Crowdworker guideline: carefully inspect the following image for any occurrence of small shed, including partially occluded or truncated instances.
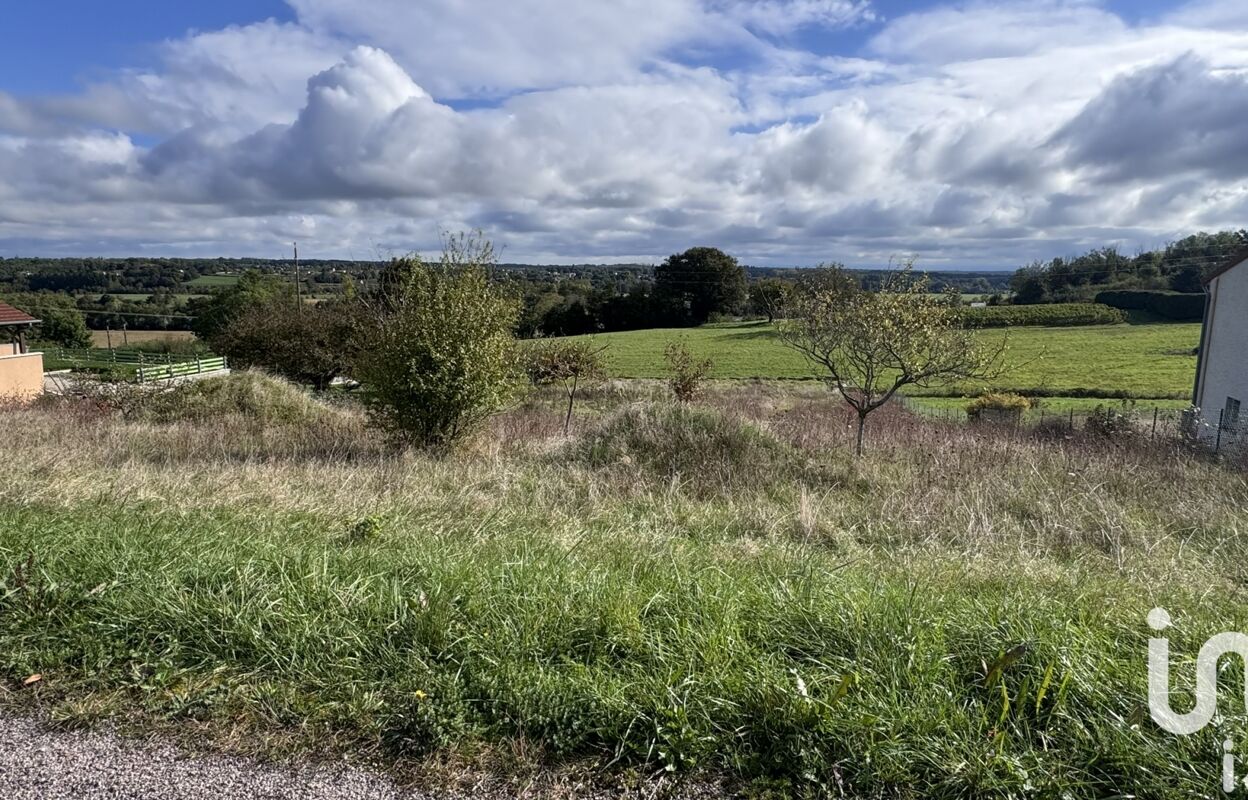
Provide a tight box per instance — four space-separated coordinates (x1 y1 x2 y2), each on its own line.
0 301 44 400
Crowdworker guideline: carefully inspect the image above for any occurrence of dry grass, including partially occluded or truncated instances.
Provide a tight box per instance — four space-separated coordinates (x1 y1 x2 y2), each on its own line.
4 374 1248 796
6 375 1244 575
89 329 196 348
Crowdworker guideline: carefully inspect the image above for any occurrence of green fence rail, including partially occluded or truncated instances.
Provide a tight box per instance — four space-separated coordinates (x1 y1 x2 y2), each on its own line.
136 357 228 383
49 347 195 366
47 348 228 383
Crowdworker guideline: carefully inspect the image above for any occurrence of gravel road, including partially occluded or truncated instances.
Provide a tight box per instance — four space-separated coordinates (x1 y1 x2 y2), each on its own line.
0 714 423 800
0 714 725 799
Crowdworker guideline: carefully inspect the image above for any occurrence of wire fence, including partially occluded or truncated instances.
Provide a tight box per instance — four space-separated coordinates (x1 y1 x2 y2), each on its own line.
897 396 1248 453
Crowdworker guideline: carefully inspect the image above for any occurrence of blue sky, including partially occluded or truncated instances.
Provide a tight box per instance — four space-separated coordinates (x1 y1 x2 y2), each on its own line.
1 0 1246 267
3 3 294 93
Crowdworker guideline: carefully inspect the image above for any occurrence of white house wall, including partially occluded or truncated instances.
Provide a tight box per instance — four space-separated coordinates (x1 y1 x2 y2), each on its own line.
1195 258 1248 444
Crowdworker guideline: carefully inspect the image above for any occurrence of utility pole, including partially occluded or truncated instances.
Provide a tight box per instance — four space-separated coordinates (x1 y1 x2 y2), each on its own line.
293 242 301 311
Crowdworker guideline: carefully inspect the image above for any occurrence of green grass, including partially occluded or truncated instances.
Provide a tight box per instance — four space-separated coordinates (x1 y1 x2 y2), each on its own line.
2 380 1247 796
41 356 140 376
575 320 1200 399
186 274 240 288
907 395 1193 420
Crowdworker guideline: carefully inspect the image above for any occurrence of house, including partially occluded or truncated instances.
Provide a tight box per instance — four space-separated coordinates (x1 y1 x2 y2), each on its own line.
1191 248 1248 446
0 301 44 400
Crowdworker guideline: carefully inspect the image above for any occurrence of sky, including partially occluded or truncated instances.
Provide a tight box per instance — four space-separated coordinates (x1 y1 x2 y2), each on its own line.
1 0 1247 268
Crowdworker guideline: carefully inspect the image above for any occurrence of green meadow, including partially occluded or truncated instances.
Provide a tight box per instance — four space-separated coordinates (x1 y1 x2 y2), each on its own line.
574 320 1201 400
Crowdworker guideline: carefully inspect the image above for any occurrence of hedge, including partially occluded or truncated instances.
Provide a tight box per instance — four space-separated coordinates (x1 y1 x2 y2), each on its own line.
961 303 1127 328
1093 290 1206 321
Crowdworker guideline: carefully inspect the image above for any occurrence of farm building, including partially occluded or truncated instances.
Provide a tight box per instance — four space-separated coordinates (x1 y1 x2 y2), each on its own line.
1192 248 1248 447
0 301 43 400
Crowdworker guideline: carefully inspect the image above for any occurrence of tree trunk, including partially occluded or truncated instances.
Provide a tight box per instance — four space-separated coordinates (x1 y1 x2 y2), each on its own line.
855 413 867 457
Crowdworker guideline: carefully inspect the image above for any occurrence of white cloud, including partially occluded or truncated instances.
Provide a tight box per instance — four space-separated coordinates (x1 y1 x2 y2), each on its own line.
718 0 876 36
868 1 1127 63
286 0 709 96
1165 0 1248 29
4 0 1248 266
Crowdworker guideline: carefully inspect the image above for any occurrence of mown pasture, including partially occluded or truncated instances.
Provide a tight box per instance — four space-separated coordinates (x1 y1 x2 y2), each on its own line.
573 320 1201 400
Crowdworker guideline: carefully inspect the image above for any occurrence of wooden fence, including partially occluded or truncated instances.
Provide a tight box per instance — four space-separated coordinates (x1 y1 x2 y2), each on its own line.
48 348 227 383
136 357 228 383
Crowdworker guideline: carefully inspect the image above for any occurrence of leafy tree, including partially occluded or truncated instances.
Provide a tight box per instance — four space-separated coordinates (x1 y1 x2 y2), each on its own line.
654 247 747 326
213 299 361 390
192 271 293 344
36 306 92 349
748 278 794 323
664 341 713 403
779 265 1006 455
357 234 520 449
1009 264 1049 305
524 339 609 434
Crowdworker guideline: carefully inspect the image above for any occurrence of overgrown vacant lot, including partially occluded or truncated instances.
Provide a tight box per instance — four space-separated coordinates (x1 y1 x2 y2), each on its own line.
2 373 1246 797
578 320 1201 399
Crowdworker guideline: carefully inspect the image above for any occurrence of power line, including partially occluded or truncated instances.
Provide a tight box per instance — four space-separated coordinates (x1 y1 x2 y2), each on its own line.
14 305 196 320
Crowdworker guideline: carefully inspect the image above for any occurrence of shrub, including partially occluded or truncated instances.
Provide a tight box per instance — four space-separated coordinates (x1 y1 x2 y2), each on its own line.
121 338 211 356
141 370 344 425
356 235 520 449
664 341 713 403
1085 404 1137 439
961 303 1126 328
34 306 92 348
567 403 824 496
1094 290 1206 321
967 392 1032 420
191 271 294 342
213 298 360 390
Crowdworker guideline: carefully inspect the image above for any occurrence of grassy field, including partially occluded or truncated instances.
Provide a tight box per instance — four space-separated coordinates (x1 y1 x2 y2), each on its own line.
186 274 240 288
907 395 1193 420
89 330 196 348
573 320 1200 399
1 373 1245 796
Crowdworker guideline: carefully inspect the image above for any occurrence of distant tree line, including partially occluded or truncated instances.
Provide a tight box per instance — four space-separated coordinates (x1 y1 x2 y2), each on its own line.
1007 230 1247 305
0 251 1013 334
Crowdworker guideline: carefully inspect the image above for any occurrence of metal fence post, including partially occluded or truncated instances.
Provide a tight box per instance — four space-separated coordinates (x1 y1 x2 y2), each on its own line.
1151 407 1158 440
1216 409 1225 455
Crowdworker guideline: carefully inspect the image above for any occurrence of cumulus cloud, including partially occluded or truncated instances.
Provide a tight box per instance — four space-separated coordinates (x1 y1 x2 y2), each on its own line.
4 0 1248 265
1054 54 1248 182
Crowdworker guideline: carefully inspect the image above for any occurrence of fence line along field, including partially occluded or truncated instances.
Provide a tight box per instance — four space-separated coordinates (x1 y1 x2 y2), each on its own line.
574 320 1201 399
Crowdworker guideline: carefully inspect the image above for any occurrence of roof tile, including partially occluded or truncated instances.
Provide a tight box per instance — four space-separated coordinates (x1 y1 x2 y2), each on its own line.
0 301 40 326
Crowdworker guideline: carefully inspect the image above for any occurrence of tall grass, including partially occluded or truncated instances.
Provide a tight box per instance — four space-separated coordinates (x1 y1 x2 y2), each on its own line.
1 375 1246 796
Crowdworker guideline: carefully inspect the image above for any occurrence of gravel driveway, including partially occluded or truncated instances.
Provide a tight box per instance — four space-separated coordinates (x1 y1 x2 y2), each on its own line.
0 714 724 799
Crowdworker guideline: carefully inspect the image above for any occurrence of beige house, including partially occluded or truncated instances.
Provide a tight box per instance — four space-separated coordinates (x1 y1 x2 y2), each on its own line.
0 301 43 401
1192 248 1248 447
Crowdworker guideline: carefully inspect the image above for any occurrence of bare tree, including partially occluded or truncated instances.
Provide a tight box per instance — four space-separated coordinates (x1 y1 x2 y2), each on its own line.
524 338 609 434
778 264 1006 455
